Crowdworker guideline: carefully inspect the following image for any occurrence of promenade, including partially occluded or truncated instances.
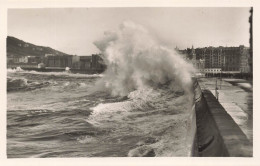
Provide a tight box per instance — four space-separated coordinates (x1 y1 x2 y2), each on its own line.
198 77 253 144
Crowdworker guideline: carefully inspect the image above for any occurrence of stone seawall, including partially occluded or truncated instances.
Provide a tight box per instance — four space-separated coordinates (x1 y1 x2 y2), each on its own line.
192 80 252 157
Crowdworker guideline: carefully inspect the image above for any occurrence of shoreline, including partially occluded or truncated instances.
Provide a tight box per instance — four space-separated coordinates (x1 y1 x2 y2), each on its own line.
8 67 105 75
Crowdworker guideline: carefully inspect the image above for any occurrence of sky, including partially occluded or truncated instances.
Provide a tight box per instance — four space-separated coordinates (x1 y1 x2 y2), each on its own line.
8 8 251 55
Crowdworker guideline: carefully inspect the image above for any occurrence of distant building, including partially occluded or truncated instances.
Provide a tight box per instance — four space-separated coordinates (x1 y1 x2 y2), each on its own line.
79 54 105 71
45 54 54 57
204 68 222 74
196 59 205 73
45 54 72 68
28 56 42 64
7 55 41 68
239 46 250 73
221 45 249 73
79 56 92 69
91 54 105 70
18 56 28 63
7 51 106 72
23 43 29 47
72 55 80 69
175 47 189 60
190 45 196 66
177 45 250 74
7 56 14 64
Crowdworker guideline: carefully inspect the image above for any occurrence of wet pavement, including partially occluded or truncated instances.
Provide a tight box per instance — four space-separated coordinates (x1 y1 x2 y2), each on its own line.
198 77 253 143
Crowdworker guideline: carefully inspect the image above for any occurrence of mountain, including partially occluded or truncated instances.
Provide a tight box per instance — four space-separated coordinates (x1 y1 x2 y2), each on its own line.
7 36 71 57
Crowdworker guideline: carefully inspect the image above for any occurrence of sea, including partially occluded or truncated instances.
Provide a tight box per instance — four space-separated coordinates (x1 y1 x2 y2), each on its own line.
7 21 196 158
7 69 194 158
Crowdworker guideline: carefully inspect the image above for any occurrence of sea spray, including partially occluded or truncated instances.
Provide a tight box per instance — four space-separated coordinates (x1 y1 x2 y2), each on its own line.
94 21 195 96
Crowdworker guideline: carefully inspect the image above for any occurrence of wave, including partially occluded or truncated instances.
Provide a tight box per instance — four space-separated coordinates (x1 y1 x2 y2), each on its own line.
86 86 192 156
7 77 28 87
88 86 191 124
7 77 51 92
7 68 103 78
7 67 24 73
87 88 159 125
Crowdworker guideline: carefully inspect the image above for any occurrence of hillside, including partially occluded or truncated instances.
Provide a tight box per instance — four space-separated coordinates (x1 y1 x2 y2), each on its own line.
7 36 71 57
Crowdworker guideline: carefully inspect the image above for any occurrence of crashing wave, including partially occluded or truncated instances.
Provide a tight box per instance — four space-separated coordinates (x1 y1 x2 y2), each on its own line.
93 21 195 96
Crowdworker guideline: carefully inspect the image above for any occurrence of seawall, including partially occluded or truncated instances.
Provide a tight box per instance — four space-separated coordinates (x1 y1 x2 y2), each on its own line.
191 79 252 157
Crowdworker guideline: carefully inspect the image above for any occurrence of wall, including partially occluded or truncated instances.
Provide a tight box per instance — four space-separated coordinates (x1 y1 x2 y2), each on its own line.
192 79 252 157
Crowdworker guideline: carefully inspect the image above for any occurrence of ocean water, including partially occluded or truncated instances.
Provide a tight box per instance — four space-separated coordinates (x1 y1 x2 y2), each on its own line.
7 21 195 158
7 69 193 158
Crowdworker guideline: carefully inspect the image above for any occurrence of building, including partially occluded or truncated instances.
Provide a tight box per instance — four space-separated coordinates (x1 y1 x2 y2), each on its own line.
6 53 43 68
28 56 42 64
79 56 92 69
44 54 72 68
177 46 205 73
175 47 189 60
13 53 107 71
221 45 249 73
13 56 20 63
196 59 205 73
204 68 222 74
79 54 106 71
72 55 80 69
6 52 106 72
91 54 105 70
201 47 224 69
190 45 196 66
18 56 28 63
178 45 250 75
7 55 27 64
7 56 14 64
239 46 250 73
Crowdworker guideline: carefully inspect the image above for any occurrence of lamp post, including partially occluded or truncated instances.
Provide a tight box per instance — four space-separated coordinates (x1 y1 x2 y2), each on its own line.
220 65 222 90
215 78 219 101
